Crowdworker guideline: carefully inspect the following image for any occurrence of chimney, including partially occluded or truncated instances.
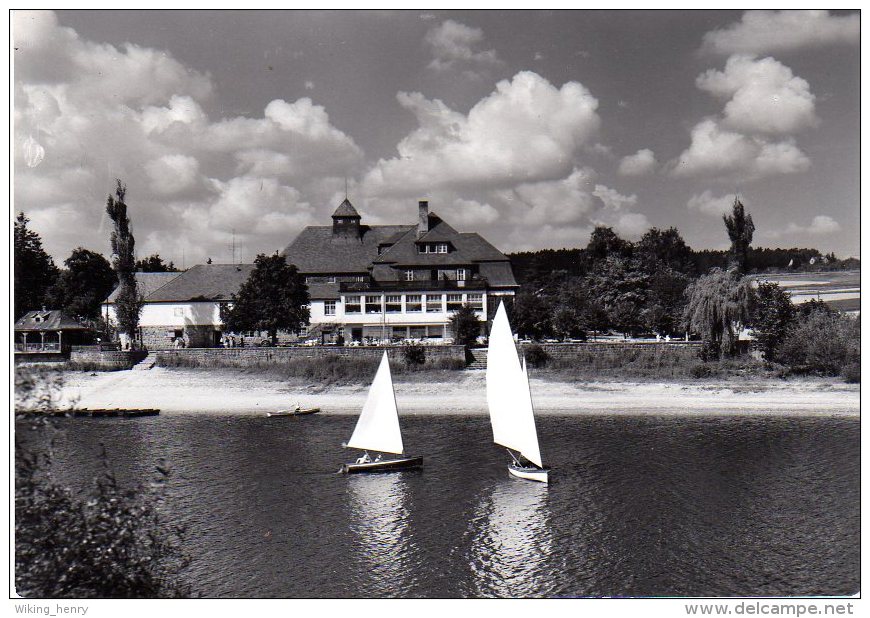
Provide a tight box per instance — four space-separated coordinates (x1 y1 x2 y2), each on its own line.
417 200 429 237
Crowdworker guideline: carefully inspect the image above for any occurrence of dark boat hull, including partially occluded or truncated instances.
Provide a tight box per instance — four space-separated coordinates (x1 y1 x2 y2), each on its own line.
341 456 423 474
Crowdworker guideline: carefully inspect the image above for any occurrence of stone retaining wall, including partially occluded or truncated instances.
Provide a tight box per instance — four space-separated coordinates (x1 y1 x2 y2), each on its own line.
154 344 467 367
69 346 147 369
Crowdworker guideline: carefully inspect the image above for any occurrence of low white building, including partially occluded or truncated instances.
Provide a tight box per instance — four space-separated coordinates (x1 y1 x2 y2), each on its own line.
102 266 252 349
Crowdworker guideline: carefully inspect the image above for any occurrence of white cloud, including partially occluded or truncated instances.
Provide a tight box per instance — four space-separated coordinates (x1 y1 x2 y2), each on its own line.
672 54 816 181
13 10 364 263
362 71 600 196
805 215 842 234
671 119 809 180
444 198 500 226
512 168 597 225
701 10 859 56
696 55 817 135
591 184 649 238
424 20 501 76
145 154 200 195
593 184 637 212
765 215 843 240
618 149 656 176
687 190 736 217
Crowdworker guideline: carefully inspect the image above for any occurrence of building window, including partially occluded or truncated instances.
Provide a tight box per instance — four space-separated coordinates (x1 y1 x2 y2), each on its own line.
385 295 402 313
427 325 444 338
409 325 426 339
425 294 443 313
355 275 366 282
325 301 336 316
447 294 463 311
437 243 448 253
365 295 383 314
404 269 414 281
467 293 483 310
456 268 466 281
346 296 362 313
406 295 422 312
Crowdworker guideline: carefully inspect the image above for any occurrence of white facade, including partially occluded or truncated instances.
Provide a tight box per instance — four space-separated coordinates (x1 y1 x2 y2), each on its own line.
103 301 223 328
306 289 514 341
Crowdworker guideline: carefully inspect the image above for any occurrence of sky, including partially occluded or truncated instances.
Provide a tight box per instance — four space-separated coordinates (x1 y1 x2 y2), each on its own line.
12 9 860 267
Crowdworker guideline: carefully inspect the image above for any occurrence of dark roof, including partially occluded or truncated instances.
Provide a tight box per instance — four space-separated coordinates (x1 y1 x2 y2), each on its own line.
283 204 518 288
282 225 414 273
145 264 255 302
307 282 340 300
105 272 181 303
478 261 519 288
15 309 93 331
332 199 360 218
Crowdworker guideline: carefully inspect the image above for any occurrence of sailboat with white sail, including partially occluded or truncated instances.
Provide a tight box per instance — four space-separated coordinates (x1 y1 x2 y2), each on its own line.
486 301 549 483
340 351 423 473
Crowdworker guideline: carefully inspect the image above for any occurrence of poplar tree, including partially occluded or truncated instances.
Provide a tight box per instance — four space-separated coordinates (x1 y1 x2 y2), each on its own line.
106 180 143 345
723 198 755 273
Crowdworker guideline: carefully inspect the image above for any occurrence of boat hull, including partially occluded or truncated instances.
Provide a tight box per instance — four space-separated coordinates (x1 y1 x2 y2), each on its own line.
266 407 320 417
341 456 423 474
508 463 549 483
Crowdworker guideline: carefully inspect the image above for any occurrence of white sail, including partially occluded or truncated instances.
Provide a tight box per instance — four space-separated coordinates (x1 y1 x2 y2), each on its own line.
346 351 404 455
485 301 544 468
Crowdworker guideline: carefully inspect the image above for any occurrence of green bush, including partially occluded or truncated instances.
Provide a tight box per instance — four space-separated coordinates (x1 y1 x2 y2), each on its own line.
524 344 550 368
402 344 426 366
777 308 860 376
690 363 716 379
842 363 860 384
15 444 191 598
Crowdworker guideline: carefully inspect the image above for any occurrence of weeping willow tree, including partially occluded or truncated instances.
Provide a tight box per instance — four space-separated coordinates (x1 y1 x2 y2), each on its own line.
684 268 756 359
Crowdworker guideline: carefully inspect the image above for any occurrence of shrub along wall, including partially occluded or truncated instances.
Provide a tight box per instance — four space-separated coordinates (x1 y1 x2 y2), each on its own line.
154 345 467 368
519 341 703 367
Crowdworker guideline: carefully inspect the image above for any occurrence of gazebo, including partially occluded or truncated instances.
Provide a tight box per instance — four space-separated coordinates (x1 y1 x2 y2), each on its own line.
14 309 95 355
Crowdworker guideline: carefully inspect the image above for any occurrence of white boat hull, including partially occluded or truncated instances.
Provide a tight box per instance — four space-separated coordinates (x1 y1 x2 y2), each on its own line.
508 463 549 483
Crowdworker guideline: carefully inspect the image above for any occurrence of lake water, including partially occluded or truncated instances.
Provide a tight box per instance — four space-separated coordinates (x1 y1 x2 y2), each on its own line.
15 413 859 598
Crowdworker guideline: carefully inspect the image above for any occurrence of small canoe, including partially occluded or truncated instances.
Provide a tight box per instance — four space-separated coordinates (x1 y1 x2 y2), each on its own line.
341 456 423 474
266 407 321 417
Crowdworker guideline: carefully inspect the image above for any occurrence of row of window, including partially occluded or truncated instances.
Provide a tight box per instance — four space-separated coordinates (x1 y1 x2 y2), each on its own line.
418 243 449 254
325 293 483 316
404 268 466 281
305 275 367 284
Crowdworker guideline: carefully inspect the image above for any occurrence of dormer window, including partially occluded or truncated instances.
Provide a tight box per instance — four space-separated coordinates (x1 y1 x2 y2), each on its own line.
417 243 450 254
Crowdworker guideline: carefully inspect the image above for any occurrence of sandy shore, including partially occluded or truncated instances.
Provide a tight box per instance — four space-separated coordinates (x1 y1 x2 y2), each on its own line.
50 367 859 417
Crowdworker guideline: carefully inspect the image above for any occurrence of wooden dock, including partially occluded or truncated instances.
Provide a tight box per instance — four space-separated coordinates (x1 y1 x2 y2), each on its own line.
16 408 160 418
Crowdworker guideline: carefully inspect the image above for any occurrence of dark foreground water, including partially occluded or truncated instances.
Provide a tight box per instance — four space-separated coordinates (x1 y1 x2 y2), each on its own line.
16 414 859 598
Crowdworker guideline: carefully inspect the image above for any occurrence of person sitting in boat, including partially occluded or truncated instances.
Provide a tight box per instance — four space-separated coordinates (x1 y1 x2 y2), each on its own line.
374 453 382 462
356 452 371 464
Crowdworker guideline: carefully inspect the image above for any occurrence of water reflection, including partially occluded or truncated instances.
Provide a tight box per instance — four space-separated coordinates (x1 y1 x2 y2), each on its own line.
466 480 553 597
346 473 418 596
